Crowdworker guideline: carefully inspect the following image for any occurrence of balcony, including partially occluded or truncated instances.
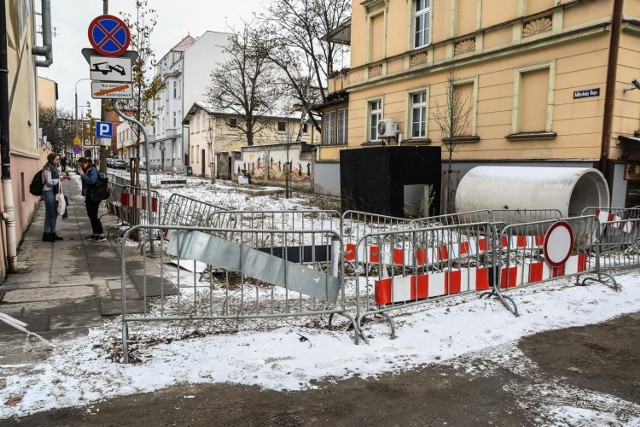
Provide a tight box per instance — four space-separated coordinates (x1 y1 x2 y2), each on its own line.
328 68 350 94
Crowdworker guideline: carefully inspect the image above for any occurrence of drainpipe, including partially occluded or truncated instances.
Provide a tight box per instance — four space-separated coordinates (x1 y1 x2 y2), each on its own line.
32 0 53 68
0 1 17 273
599 0 624 178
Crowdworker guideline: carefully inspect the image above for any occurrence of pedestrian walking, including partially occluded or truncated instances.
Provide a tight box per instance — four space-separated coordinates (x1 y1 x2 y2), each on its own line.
77 157 106 242
60 157 67 172
42 153 70 242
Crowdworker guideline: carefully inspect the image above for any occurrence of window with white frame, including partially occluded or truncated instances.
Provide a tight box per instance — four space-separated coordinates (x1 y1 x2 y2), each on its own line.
173 81 177 99
411 90 427 138
337 108 348 144
302 122 309 134
277 121 286 132
322 111 336 145
229 118 238 128
173 112 177 128
369 99 382 141
414 0 430 48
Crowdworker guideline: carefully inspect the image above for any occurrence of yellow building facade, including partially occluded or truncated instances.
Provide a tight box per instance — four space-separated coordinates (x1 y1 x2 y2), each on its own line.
322 0 640 206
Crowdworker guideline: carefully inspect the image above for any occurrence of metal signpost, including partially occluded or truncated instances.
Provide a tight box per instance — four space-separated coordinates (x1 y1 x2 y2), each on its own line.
84 13 154 252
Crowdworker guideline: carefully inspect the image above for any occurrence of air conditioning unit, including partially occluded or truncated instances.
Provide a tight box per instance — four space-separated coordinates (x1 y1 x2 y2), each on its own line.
377 119 397 138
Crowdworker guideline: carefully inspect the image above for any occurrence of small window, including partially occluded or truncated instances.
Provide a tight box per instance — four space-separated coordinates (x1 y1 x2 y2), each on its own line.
277 121 286 132
414 0 430 48
369 99 382 141
322 112 336 145
173 81 177 99
229 118 238 128
411 91 427 138
173 112 177 127
337 108 348 144
302 122 309 134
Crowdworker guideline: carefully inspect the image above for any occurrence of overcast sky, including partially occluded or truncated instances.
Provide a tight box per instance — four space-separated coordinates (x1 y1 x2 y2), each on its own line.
37 0 268 115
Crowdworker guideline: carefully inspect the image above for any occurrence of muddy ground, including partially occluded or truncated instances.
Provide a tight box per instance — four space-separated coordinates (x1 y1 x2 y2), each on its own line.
3 312 639 426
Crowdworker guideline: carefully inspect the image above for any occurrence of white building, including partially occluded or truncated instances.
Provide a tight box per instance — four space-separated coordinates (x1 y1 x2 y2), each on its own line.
146 31 233 171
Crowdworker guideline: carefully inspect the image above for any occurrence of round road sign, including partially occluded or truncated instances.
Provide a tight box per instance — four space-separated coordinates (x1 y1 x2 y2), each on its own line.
88 15 130 57
543 221 574 267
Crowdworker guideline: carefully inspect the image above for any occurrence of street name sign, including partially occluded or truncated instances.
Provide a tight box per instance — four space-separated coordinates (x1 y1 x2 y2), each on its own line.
91 82 133 99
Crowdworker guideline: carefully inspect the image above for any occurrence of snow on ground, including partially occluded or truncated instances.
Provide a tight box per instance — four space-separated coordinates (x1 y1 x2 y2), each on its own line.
1 178 640 423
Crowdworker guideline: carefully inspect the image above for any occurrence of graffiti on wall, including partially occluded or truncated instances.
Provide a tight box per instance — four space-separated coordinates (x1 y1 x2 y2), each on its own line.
237 147 313 183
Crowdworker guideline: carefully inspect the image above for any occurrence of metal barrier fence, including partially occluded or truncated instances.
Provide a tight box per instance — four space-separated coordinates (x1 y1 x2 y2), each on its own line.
409 210 493 228
105 182 161 228
595 217 640 277
120 224 359 362
161 193 228 227
349 221 500 338
494 215 612 315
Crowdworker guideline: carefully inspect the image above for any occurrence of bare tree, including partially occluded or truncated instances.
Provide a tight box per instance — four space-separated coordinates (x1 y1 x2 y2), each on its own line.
433 63 472 213
206 24 284 147
114 0 163 168
39 107 75 154
259 0 351 133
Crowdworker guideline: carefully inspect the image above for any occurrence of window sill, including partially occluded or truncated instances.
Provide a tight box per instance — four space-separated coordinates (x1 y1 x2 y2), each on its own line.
320 143 348 147
402 138 432 145
442 135 480 144
506 131 557 141
361 140 385 147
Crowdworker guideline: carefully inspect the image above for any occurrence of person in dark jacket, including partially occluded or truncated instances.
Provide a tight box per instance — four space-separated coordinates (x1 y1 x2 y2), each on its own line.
77 157 106 242
42 153 70 242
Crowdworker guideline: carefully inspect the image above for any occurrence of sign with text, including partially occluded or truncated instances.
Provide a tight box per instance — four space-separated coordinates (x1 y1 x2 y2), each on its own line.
573 88 600 99
91 81 133 99
96 121 113 138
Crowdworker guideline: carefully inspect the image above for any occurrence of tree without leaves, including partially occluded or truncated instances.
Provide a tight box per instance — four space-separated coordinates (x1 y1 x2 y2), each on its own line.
38 107 75 154
206 24 284 147
259 0 351 133
433 63 472 213
114 0 163 144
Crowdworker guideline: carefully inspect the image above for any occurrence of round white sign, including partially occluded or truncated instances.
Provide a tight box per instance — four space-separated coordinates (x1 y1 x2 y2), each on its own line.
543 221 574 267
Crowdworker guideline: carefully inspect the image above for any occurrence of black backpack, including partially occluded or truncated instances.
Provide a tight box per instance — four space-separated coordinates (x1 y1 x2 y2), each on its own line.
29 171 44 196
88 173 110 202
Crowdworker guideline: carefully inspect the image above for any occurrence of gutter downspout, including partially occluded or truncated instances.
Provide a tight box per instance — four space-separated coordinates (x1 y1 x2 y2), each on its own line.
600 0 624 178
0 1 17 273
32 0 53 68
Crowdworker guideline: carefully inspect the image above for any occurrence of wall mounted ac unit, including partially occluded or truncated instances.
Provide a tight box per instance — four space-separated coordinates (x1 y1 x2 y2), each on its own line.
377 119 397 138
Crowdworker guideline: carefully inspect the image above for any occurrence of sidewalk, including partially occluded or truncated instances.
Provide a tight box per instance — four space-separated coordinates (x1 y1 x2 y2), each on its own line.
0 175 144 363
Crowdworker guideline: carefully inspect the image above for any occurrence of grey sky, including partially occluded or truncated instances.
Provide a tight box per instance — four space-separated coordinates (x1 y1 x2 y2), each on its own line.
37 0 267 115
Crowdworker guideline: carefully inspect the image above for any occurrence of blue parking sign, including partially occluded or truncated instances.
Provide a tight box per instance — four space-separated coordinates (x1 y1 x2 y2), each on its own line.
96 121 113 138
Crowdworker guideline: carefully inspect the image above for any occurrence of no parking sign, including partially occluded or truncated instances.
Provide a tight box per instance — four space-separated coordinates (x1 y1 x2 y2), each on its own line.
88 15 130 57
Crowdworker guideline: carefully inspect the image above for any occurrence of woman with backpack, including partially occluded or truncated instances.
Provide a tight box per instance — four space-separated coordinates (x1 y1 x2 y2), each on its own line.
42 153 70 242
77 157 106 242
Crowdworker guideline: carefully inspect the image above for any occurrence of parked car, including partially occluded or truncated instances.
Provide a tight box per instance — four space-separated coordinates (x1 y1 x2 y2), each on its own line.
113 159 127 169
126 161 146 171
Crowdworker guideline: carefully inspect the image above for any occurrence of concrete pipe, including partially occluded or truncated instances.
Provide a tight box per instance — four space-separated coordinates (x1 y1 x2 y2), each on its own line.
455 166 610 221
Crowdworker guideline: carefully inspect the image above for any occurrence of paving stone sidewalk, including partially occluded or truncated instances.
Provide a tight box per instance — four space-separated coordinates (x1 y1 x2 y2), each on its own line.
0 175 148 358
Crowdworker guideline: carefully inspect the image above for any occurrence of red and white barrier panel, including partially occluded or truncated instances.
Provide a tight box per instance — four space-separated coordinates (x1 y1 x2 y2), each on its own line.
107 201 123 218
594 209 637 234
120 193 159 213
374 253 588 305
346 235 543 266
375 268 491 305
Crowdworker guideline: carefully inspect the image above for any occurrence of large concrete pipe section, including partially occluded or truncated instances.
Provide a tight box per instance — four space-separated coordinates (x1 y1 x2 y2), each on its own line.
455 166 610 220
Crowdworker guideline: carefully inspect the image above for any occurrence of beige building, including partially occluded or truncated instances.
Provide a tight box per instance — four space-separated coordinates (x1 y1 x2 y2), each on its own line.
183 102 317 181
36 76 57 109
319 0 640 207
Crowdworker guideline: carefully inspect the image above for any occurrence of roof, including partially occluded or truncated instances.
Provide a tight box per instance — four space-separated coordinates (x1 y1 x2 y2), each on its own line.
322 19 351 45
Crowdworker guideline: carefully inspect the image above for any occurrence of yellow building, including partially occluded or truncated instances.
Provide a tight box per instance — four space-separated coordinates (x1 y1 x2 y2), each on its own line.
183 102 317 181
321 0 640 207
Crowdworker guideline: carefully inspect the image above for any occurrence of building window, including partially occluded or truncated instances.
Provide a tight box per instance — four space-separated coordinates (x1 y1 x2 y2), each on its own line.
322 111 336 145
173 81 177 99
229 118 238 128
302 122 309 134
369 99 382 141
511 62 555 135
410 90 427 138
414 0 430 48
277 121 286 132
173 112 177 128
337 108 348 144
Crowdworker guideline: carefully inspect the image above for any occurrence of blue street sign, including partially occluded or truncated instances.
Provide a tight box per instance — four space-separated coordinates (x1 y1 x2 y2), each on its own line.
96 121 113 138
88 15 130 57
